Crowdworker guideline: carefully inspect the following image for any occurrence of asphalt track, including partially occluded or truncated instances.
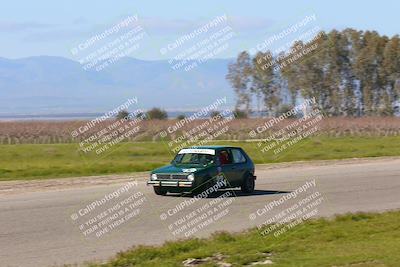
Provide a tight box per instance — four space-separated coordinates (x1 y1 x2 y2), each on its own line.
1 158 400 267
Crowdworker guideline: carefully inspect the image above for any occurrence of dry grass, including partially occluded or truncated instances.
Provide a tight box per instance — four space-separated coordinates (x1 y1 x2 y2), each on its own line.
0 117 399 144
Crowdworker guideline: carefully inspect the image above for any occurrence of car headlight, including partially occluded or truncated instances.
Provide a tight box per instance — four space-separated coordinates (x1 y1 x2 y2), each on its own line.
187 173 195 181
151 173 158 180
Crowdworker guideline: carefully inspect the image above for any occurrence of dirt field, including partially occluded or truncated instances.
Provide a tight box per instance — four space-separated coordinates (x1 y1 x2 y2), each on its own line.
1 117 399 144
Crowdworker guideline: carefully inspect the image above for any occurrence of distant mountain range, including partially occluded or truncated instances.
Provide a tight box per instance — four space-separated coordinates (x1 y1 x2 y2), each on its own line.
0 56 235 115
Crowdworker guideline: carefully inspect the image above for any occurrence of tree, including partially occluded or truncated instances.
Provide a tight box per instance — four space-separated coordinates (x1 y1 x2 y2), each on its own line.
353 31 386 115
276 104 296 118
323 30 347 115
135 111 147 119
176 114 186 120
252 51 277 116
233 109 248 119
228 28 400 117
380 35 400 115
226 51 253 114
280 50 300 107
116 110 130 120
146 108 168 120
209 110 221 118
282 39 325 113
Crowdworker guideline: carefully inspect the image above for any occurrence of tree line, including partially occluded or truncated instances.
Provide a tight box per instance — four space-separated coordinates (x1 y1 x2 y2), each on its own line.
116 108 249 120
227 28 400 116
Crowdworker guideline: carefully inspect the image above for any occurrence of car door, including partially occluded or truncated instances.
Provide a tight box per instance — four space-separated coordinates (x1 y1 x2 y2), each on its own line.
217 149 236 187
229 148 248 186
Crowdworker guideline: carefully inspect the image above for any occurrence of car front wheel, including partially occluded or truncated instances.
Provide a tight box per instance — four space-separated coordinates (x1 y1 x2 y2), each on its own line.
241 174 255 193
153 186 168 196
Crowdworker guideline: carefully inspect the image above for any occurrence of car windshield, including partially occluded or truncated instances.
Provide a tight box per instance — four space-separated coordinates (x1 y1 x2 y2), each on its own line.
173 153 214 165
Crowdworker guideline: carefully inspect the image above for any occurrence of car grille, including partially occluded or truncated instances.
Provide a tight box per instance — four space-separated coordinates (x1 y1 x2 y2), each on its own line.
157 173 188 180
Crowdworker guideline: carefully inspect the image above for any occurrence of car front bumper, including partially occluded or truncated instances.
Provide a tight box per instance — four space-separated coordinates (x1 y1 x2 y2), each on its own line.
147 180 193 187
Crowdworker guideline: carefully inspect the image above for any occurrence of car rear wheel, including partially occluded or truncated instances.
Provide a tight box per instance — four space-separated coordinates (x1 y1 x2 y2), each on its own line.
241 174 255 193
153 186 168 196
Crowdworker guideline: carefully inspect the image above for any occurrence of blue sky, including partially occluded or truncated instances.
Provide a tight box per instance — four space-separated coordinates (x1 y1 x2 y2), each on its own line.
0 0 399 60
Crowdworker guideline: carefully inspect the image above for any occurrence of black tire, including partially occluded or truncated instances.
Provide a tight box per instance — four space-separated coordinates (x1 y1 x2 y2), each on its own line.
153 186 167 196
241 174 255 193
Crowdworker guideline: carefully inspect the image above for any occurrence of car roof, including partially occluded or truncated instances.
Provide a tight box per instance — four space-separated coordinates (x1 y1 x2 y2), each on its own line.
184 145 241 150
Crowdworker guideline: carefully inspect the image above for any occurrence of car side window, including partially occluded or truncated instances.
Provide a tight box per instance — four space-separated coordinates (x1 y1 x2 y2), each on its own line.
218 150 232 165
231 149 246 164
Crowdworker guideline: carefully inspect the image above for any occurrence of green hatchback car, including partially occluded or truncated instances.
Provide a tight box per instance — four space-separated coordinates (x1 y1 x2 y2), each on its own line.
147 146 256 195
